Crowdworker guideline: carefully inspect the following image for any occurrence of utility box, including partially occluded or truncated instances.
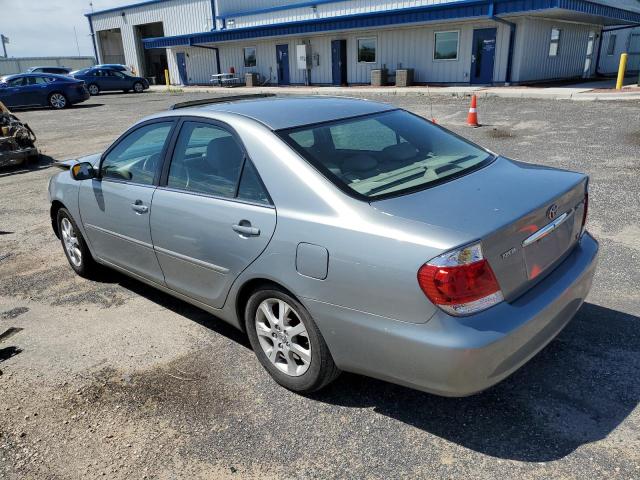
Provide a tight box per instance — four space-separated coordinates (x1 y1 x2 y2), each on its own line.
395 69 414 87
245 72 258 87
371 68 388 86
296 44 312 70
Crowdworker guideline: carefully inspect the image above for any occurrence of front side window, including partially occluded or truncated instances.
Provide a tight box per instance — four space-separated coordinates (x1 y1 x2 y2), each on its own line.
280 110 493 199
167 121 270 204
7 77 25 87
357 37 377 63
101 122 173 185
607 34 617 56
549 28 561 56
244 47 257 67
434 31 459 60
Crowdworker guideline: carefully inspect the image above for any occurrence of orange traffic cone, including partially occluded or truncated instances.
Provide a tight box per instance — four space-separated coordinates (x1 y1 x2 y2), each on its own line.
467 95 480 127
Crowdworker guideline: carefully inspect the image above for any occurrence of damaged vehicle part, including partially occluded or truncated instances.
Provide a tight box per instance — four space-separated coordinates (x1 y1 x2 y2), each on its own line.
0 101 38 168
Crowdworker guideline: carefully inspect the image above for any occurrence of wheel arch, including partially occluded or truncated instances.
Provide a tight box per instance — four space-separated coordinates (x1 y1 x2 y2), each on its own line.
234 277 301 333
50 200 66 238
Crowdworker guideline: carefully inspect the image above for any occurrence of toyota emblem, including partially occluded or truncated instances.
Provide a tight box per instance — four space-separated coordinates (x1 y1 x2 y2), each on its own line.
547 204 559 220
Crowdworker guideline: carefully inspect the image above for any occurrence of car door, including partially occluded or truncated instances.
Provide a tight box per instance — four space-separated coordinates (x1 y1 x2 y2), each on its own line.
23 76 50 106
95 69 114 91
78 119 176 283
150 119 276 308
108 70 129 89
0 77 27 107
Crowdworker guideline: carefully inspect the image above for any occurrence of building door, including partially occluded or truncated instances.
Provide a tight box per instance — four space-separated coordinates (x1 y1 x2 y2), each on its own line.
470 28 497 84
276 44 290 85
583 31 596 78
331 39 347 86
176 52 188 85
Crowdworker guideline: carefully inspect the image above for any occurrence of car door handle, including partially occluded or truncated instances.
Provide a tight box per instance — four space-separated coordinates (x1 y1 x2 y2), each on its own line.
131 201 148 214
232 223 260 236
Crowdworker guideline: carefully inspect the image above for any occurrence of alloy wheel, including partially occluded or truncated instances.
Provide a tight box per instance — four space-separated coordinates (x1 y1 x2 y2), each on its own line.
60 217 82 267
88 84 99 95
134 82 144 93
255 298 311 377
50 93 67 109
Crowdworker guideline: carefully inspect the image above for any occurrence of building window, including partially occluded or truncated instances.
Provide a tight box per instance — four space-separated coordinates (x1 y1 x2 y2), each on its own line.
549 28 561 57
357 37 376 63
607 34 617 56
434 31 459 60
244 47 257 67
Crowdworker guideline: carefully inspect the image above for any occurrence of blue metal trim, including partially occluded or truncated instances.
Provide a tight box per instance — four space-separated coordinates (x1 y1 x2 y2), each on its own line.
143 0 640 49
216 0 353 20
85 0 174 17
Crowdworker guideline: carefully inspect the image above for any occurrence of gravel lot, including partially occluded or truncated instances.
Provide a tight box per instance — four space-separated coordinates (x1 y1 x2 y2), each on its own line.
1 91 638 479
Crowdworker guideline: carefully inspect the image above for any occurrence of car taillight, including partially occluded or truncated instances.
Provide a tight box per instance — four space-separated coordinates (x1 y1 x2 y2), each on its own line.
581 191 588 234
417 243 503 316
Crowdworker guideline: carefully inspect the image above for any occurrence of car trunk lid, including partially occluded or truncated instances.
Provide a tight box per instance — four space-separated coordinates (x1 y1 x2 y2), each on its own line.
372 157 588 301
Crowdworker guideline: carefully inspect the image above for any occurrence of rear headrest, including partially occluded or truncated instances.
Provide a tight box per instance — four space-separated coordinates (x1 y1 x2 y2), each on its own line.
341 153 378 173
382 142 419 162
206 136 243 176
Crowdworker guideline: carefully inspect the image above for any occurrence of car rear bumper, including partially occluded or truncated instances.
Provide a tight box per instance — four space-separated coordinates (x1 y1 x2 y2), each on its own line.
67 89 90 104
304 232 599 396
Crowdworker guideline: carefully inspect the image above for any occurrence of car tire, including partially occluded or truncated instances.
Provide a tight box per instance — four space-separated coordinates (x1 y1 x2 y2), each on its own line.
57 208 97 278
48 92 68 109
88 83 100 96
133 82 144 93
245 286 340 393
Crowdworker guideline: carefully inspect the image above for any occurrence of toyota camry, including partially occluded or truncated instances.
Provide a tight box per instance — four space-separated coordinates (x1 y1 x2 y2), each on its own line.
48 95 598 396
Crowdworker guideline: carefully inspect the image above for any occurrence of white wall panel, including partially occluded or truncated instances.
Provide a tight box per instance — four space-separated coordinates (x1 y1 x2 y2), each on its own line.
218 0 467 29
511 17 600 82
173 19 511 85
599 27 640 74
91 0 213 74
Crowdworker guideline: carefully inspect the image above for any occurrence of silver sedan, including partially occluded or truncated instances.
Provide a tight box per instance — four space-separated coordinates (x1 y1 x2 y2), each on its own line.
48 95 598 396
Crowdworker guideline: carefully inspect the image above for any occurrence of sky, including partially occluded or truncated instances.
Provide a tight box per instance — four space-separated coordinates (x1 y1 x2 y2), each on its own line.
0 0 126 58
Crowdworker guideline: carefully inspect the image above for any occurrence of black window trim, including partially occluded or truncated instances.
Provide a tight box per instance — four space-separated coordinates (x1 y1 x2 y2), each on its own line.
276 109 496 203
98 117 179 187
157 116 274 208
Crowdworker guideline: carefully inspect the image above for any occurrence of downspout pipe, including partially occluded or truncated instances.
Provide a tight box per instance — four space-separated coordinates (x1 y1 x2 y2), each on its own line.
489 2 515 85
86 15 99 62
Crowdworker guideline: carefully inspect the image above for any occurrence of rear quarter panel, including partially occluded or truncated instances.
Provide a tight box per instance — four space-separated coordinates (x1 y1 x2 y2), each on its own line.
224 115 470 325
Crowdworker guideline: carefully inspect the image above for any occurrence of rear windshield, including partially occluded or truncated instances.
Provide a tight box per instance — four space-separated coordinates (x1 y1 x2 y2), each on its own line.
279 109 493 199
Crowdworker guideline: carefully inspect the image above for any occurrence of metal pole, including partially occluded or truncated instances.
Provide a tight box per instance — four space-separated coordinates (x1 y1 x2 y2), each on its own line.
74 27 81 56
164 68 170 87
616 53 628 90
1 35 7 58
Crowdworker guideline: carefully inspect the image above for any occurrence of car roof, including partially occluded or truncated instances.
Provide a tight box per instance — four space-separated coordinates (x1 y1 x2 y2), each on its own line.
179 96 397 130
5 73 72 80
28 66 69 70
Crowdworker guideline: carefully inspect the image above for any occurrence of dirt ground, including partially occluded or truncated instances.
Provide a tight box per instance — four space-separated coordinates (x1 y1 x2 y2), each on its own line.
1 91 639 479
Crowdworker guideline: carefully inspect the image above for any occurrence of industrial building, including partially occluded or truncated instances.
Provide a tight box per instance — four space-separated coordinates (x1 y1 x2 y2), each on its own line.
86 0 640 87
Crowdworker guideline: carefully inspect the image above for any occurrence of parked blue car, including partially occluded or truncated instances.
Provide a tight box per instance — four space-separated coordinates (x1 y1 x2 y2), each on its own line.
0 73 90 109
71 67 149 95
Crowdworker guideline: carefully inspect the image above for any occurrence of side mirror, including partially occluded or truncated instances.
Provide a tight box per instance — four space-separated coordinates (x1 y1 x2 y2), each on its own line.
71 162 96 181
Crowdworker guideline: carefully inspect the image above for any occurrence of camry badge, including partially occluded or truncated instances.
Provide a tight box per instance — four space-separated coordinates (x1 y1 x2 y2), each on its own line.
501 247 517 259
547 204 559 220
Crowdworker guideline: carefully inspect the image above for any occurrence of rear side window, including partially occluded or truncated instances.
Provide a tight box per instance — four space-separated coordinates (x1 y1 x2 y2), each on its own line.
280 110 493 199
167 121 270 204
101 122 173 185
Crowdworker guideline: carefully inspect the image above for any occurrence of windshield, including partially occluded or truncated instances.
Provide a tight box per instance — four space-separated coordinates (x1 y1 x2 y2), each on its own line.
279 109 493 199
